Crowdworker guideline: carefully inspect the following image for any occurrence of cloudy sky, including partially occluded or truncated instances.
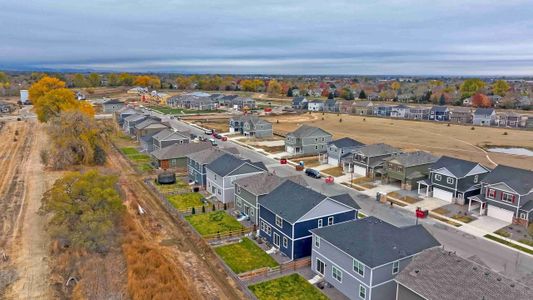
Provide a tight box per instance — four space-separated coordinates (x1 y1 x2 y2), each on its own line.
1 0 532 75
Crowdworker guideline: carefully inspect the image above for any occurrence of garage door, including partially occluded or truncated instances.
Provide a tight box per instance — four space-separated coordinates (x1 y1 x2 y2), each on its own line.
433 188 454 203
328 157 339 166
286 146 294 154
487 206 514 223
353 165 367 176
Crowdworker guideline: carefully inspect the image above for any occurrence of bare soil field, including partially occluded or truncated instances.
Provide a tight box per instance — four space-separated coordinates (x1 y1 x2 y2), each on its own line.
265 113 533 169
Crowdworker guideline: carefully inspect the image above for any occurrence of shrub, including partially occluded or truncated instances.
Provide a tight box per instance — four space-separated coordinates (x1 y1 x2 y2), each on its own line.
191 207 196 215
212 203 216 211
202 205 206 213
471 126 475 130
40 150 49 166
503 131 508 135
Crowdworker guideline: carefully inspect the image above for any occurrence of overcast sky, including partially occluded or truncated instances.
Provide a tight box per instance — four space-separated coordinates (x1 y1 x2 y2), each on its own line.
1 0 532 75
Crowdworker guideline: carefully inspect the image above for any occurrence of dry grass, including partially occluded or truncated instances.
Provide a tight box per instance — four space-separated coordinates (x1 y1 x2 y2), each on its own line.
321 166 345 177
261 145 286 153
451 214 475 223
432 207 450 215
386 192 420 204
265 113 533 169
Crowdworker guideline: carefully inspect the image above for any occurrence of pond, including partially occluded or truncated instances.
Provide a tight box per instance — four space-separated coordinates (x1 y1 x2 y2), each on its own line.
487 147 533 157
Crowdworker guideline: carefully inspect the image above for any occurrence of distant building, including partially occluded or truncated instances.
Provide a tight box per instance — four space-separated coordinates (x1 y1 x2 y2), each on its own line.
20 90 29 104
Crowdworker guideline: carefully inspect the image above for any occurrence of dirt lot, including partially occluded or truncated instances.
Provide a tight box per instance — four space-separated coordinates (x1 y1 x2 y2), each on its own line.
265 113 533 169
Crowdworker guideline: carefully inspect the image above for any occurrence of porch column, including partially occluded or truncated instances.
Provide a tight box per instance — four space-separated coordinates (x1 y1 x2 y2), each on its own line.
468 199 472 212
417 182 421 195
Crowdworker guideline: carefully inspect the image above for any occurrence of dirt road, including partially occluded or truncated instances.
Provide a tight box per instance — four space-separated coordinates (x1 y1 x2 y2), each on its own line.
107 145 247 300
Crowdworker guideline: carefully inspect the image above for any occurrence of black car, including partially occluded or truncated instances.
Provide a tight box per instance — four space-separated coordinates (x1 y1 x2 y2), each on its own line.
305 168 321 178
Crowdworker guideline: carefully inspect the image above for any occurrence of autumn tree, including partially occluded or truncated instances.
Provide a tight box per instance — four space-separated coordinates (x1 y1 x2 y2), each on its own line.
0 72 10 95
460 78 485 98
72 73 87 87
492 80 510 96
107 73 120 86
134 75 160 88
119 73 134 86
40 170 124 252
87 73 101 87
176 76 192 90
471 93 492 108
267 79 282 96
29 76 66 103
34 88 80 122
391 81 401 91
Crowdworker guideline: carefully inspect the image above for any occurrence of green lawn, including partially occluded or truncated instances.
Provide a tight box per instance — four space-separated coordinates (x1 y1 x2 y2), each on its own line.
185 211 244 236
484 234 533 255
215 238 278 274
249 274 328 300
167 192 204 210
121 147 139 155
154 180 190 193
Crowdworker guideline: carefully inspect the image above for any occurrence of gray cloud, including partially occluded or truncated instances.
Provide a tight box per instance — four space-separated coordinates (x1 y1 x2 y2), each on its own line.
0 0 532 75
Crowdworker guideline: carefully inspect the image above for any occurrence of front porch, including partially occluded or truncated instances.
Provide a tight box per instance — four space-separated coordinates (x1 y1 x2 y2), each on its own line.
417 179 432 197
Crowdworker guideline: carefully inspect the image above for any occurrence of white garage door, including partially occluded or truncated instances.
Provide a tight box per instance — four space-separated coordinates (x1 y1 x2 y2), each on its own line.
353 165 367 176
433 188 454 203
487 206 514 223
328 157 339 166
286 146 294 154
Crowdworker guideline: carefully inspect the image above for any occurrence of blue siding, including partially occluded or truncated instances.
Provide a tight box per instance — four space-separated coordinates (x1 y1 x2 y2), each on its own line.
187 158 207 186
294 210 357 239
259 205 293 237
293 237 312 259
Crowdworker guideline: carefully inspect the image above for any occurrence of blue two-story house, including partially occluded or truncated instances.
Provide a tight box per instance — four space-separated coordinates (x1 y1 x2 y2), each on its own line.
310 217 440 300
258 180 360 260
429 106 450 121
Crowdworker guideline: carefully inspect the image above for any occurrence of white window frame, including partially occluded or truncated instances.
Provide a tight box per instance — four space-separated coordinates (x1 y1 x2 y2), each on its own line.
353 259 365 277
447 177 454 184
316 258 325 275
282 237 288 248
332 265 342 283
237 198 242 207
502 192 514 203
318 219 323 228
275 215 283 228
473 175 479 183
435 174 442 181
237 186 241 194
359 286 366 299
273 233 280 247
315 236 320 248
487 188 496 199
328 216 334 226
392 260 400 274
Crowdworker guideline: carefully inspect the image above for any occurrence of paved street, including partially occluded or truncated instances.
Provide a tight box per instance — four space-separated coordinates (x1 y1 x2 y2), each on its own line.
151 110 533 284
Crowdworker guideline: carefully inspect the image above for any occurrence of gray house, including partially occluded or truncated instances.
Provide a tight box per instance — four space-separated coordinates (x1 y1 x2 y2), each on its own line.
311 216 440 300
187 148 239 187
123 113 147 135
229 115 273 138
151 142 212 170
323 137 365 166
382 151 438 190
417 156 490 205
152 129 189 151
292 96 308 109
102 99 125 113
115 107 141 125
342 143 402 178
205 154 267 203
234 173 307 224
472 108 496 126
395 248 531 300
285 125 332 156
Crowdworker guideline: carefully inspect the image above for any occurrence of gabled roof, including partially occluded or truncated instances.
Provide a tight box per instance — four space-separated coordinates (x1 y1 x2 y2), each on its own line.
352 143 401 157
287 125 331 138
135 117 164 130
395 248 531 300
258 180 332 223
292 96 307 103
234 173 304 196
328 137 365 149
103 99 124 105
482 165 533 195
329 194 361 210
311 217 440 267
384 151 438 167
151 142 212 160
206 153 266 177
431 105 449 112
431 156 488 178
474 108 495 115
124 113 147 122
186 147 238 165
352 101 373 107
152 129 188 142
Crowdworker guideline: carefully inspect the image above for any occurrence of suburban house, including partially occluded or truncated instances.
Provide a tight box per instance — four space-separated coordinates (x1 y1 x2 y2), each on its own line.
231 97 256 110
324 99 339 112
322 137 365 166
429 106 450 121
417 156 490 204
472 108 496 126
187 148 239 187
102 99 125 113
134 118 168 141
115 107 141 125
151 128 189 151
382 151 438 190
229 115 273 138
407 106 431 120
342 143 402 178
390 104 411 118
151 142 212 170
449 107 473 124
123 113 147 135
395 248 531 300
217 94 239 106
308 100 325 111
468 165 533 225
373 105 393 117
205 154 267 203
496 112 526 128
310 217 440 300
292 96 309 109
258 180 360 260
234 173 307 225
285 125 333 156
352 101 374 115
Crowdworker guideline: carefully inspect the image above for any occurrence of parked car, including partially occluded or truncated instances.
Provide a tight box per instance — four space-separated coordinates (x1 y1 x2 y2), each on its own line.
280 158 288 164
221 136 228 141
305 168 321 178
209 138 218 146
204 129 213 135
214 133 223 139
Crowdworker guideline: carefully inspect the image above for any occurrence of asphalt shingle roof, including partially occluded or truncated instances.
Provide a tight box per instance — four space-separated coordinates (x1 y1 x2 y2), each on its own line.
186 148 225 165
235 173 306 196
206 153 265 177
395 248 532 300
152 129 189 142
287 125 331 138
151 142 212 160
329 137 365 148
384 151 438 167
259 180 329 223
431 156 487 178
311 216 440 267
353 143 401 157
474 108 495 115
329 194 361 210
482 165 533 195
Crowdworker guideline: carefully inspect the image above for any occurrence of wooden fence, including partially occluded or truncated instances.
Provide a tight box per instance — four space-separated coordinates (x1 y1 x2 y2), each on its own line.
204 227 254 242
238 257 311 281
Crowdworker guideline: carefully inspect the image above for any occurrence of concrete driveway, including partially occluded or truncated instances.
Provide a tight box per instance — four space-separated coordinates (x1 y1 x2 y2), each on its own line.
466 216 510 236
359 184 399 197
407 197 448 212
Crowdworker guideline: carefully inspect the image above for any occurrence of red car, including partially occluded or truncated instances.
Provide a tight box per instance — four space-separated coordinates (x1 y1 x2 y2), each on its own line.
221 136 228 141
280 158 287 164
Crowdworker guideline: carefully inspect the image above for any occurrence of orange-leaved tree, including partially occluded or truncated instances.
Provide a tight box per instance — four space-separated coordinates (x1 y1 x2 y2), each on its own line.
471 93 492 108
29 76 66 104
